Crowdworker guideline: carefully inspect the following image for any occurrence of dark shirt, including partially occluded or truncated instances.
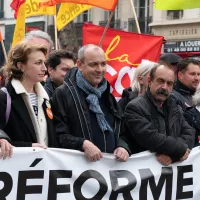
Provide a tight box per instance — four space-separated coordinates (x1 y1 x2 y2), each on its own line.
83 92 115 153
148 89 169 136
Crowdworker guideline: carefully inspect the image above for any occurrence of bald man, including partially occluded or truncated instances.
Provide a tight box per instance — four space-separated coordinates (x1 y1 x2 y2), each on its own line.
52 44 131 162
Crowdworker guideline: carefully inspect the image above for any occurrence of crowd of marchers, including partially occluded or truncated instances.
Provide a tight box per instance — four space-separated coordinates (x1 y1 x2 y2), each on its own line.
0 30 200 166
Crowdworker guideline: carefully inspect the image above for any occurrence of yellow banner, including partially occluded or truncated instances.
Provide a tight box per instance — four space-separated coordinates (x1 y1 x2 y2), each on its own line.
25 0 56 18
12 3 26 47
57 3 93 31
12 0 56 46
155 0 200 10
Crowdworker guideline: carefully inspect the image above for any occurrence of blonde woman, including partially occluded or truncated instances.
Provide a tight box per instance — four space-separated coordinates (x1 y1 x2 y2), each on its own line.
118 60 157 112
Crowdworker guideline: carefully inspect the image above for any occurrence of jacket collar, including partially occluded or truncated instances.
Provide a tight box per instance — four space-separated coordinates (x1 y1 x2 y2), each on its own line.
65 67 121 119
145 87 176 112
146 87 162 108
121 87 138 101
174 80 195 96
65 67 111 98
45 77 57 93
11 79 49 100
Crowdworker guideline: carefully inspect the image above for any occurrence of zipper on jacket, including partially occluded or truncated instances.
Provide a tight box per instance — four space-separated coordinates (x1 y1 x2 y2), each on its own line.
168 110 179 129
116 120 121 140
69 79 93 142
64 81 86 139
76 92 92 141
114 120 117 139
103 131 107 153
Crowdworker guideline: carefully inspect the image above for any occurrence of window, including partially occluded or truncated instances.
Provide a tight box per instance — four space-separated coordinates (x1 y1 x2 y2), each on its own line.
128 19 138 32
104 11 110 21
138 0 145 20
167 10 183 20
100 4 121 30
99 11 115 29
129 0 151 34
77 10 91 22
0 0 4 18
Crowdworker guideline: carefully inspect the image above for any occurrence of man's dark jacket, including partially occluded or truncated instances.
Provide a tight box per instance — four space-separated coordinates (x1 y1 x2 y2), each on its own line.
0 90 6 129
0 90 10 140
118 87 138 113
51 68 131 154
44 77 57 98
124 88 195 161
171 80 195 111
184 107 200 147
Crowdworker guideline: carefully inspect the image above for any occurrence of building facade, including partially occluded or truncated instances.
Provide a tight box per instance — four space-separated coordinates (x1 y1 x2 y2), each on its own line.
0 0 154 65
150 8 200 58
73 0 154 45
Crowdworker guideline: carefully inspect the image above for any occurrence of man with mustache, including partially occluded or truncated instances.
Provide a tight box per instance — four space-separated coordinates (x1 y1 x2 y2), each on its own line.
125 64 195 166
52 44 131 162
172 58 200 111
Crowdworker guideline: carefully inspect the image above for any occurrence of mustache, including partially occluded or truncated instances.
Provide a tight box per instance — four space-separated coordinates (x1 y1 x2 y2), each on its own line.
156 89 169 97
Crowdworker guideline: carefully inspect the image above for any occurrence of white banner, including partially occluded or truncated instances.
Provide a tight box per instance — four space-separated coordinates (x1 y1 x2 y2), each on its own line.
0 147 199 200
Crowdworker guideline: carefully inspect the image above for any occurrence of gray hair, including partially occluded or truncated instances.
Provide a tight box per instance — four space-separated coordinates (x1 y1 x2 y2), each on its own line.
78 44 103 62
193 83 200 106
25 30 54 51
131 60 157 92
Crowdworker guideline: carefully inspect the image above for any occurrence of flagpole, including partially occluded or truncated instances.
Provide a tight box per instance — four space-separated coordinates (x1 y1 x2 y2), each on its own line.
1 40 8 63
129 0 141 34
54 6 58 50
99 11 115 47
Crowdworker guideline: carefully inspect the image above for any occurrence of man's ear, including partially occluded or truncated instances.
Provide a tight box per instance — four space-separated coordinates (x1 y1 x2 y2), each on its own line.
77 60 83 71
48 66 54 75
178 71 183 81
148 76 151 87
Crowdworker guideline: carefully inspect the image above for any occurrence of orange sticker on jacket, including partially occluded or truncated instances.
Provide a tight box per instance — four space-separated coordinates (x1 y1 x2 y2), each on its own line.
46 108 53 120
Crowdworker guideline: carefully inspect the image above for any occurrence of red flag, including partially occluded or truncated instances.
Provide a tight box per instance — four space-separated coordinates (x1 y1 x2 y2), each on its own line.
10 0 26 18
0 32 3 41
83 23 164 98
40 0 118 11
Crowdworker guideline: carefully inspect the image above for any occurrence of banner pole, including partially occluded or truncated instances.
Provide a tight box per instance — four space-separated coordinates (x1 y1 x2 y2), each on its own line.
54 6 58 50
1 40 8 63
99 10 115 47
130 0 141 34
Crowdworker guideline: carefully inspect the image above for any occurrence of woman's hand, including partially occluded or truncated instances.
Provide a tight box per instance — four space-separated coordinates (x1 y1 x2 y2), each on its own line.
0 139 13 159
32 143 47 149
